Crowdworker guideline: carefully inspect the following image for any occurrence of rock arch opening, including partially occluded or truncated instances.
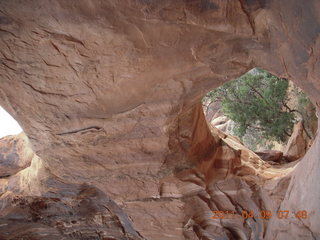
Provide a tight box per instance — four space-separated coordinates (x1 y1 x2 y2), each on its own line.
0 0 319 239
202 68 318 164
0 106 33 178
0 106 23 138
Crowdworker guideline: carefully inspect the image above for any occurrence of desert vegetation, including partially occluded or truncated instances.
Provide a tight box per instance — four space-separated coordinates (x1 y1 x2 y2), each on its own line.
203 69 317 151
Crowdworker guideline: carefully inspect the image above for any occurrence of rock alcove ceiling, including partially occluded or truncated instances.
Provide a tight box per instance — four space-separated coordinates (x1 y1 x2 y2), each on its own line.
0 0 319 239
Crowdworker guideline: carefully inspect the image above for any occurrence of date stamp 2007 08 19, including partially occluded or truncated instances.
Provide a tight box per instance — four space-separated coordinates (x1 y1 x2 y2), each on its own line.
211 210 308 220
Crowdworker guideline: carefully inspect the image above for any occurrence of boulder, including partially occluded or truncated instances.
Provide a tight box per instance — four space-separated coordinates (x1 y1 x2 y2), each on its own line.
0 133 34 177
255 150 283 162
210 115 228 127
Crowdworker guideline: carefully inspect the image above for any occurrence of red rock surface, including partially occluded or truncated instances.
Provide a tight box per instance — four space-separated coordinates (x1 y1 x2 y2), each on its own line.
0 0 319 239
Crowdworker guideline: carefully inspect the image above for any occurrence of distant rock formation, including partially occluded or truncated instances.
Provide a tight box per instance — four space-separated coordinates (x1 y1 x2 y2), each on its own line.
283 121 308 161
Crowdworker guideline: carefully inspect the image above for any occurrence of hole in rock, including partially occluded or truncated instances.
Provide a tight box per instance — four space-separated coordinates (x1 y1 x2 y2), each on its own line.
202 68 318 164
0 106 23 138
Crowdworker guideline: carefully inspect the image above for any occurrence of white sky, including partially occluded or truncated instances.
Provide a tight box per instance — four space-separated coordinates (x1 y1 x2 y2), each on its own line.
0 106 23 138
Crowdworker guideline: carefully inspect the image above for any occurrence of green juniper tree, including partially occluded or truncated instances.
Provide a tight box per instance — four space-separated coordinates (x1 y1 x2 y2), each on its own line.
203 69 314 146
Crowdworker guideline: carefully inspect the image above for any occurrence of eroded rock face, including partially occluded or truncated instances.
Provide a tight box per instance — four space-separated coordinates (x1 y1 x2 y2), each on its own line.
0 184 143 240
0 0 319 239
